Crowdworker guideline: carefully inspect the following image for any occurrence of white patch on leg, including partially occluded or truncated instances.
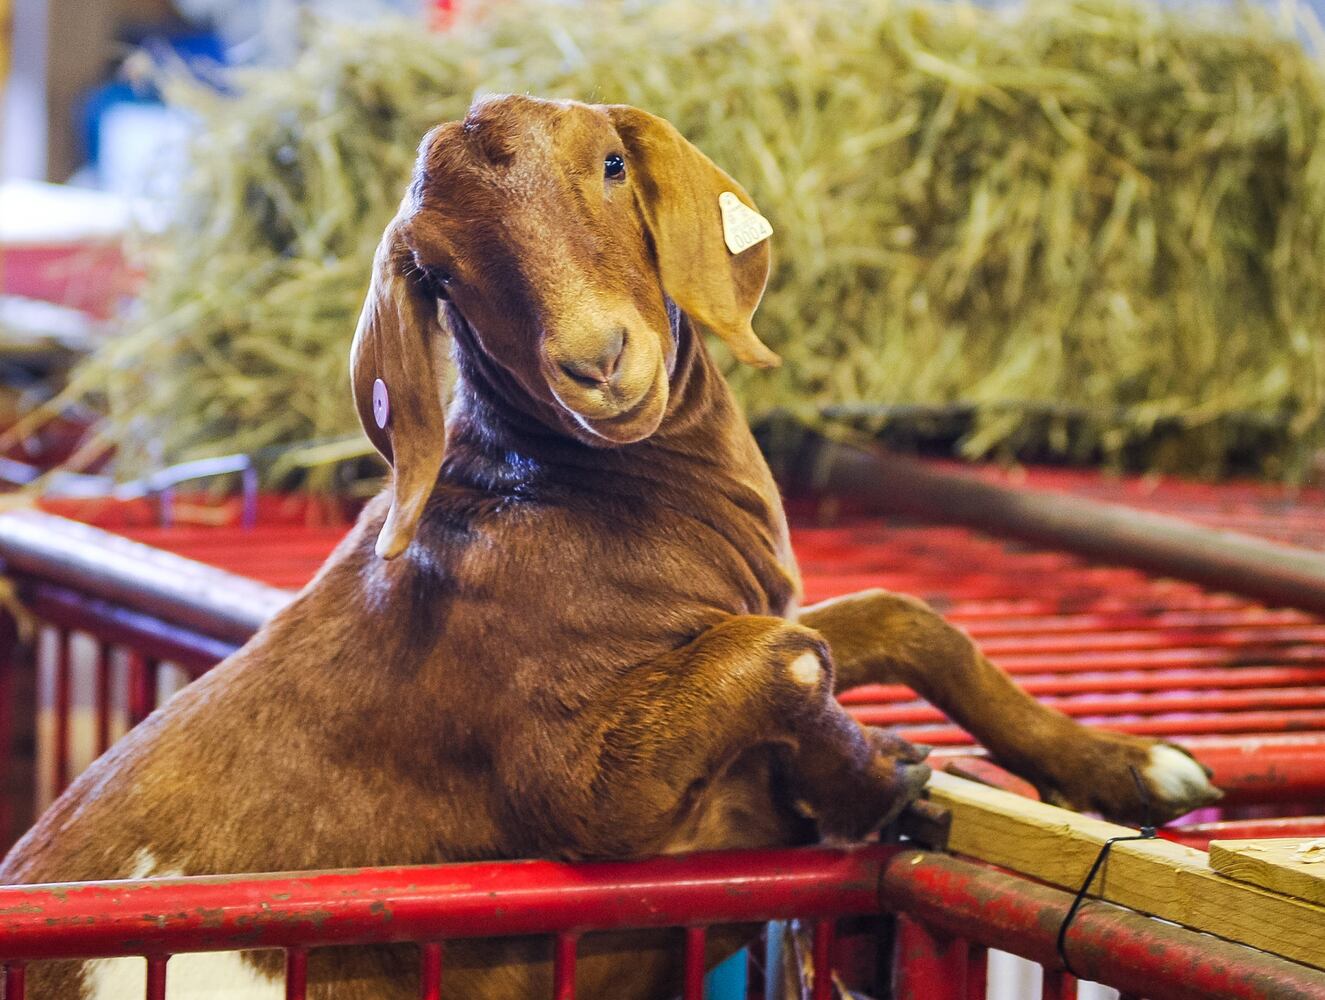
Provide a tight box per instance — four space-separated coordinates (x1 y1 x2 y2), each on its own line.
1146 744 1219 807
82 852 283 1000
788 652 822 687
124 848 161 879
84 952 283 1000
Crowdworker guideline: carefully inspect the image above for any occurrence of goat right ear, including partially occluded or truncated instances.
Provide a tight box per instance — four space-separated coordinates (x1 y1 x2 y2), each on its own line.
350 215 449 560
599 104 779 369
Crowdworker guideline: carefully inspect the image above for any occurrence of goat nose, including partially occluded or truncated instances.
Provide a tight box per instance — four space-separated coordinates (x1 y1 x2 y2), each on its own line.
558 328 626 388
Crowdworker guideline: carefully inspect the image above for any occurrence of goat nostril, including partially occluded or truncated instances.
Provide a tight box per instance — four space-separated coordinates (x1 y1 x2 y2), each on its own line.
601 327 627 380
558 329 628 389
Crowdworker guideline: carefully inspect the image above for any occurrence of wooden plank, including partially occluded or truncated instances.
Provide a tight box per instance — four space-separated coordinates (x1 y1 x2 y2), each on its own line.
1209 838 1325 908
923 771 1325 970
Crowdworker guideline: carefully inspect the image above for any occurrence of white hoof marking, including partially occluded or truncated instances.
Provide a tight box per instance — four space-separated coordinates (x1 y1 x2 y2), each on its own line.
1145 744 1216 806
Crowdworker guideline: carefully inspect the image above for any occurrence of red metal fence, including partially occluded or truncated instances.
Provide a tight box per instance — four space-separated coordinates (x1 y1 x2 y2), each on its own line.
4 453 1325 996
4 845 1325 1000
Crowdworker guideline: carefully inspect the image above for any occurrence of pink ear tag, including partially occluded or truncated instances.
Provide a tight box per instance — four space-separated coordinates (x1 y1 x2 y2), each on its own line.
372 378 390 429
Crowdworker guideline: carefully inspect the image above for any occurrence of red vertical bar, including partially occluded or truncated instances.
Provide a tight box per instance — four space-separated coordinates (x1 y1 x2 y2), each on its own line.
94 641 112 755
128 654 156 727
419 941 443 1000
965 945 987 1000
682 926 706 1000
552 932 577 1000
5 962 26 1000
891 916 966 1000
1042 969 1077 1000
285 947 307 1000
0 613 19 845
145 956 168 1000
811 920 835 1000
53 630 71 794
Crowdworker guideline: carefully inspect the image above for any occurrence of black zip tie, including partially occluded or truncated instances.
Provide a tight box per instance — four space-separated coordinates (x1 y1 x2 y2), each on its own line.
1055 766 1157 980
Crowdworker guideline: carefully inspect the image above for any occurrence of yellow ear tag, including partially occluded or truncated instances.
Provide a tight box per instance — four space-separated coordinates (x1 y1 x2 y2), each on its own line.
719 192 773 255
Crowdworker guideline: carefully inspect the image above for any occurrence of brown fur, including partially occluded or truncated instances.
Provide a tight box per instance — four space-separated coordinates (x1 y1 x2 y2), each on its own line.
0 96 1218 999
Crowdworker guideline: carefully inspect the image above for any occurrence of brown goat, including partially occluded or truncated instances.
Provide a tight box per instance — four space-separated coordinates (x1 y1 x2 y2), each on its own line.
0 96 1220 999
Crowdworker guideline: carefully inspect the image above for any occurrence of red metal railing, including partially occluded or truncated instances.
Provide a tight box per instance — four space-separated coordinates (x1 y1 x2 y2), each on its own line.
0 846 883 1000
3 846 1324 1000
5 453 1325 995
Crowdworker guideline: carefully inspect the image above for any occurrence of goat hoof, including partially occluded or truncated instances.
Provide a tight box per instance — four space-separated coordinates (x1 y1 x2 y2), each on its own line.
1039 734 1222 826
871 760 932 833
865 726 931 765
1141 743 1222 819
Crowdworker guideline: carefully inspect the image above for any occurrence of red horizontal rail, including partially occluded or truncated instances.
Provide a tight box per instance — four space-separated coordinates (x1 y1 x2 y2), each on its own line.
991 645 1325 674
929 733 1325 805
957 607 1314 637
974 626 1325 656
880 851 1325 1000
938 593 1253 619
1163 816 1325 850
851 687 1325 727
1176 733 1325 802
804 440 1325 615
2 845 1323 1000
841 666 1325 703
888 709 1325 746
22 581 236 672
0 846 888 962
0 511 288 644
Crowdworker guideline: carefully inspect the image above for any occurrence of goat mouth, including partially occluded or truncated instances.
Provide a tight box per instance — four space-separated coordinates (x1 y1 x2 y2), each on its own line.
575 375 666 443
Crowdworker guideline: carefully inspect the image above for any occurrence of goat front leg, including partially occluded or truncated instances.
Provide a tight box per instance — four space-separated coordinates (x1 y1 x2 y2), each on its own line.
551 615 931 860
799 590 1221 825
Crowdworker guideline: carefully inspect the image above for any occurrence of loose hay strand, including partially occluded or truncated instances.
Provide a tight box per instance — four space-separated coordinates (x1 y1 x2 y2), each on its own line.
77 0 1325 482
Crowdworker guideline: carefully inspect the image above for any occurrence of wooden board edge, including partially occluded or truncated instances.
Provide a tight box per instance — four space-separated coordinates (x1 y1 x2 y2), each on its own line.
923 772 1325 970
1209 839 1325 908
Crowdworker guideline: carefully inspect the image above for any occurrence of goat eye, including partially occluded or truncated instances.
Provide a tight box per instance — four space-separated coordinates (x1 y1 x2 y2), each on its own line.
422 267 453 295
604 153 626 181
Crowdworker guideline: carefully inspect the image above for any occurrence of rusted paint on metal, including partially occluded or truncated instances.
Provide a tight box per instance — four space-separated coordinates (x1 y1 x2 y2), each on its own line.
0 847 890 962
879 850 1325 1000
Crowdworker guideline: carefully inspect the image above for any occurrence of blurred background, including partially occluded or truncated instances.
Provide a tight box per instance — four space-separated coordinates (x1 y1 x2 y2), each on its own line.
6 5 1325 999
4 0 1325 501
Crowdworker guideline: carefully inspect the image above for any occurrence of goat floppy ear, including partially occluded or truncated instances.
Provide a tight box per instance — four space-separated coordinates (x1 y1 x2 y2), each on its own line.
350 215 449 560
599 105 779 369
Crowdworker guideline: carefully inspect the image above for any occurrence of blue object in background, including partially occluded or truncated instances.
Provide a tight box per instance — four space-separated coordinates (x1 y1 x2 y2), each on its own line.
78 31 227 182
705 947 748 999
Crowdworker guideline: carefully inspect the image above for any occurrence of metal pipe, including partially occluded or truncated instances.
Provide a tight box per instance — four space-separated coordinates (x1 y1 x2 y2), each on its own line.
0 846 892 961
552 933 577 1000
52 628 70 794
24 581 240 670
419 942 443 1000
891 915 968 1000
1162 816 1325 850
879 850 1325 1000
804 439 1325 615
682 926 706 1000
0 511 289 645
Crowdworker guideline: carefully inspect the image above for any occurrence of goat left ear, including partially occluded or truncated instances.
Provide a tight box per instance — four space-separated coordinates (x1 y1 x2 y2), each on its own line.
350 214 449 560
598 104 779 369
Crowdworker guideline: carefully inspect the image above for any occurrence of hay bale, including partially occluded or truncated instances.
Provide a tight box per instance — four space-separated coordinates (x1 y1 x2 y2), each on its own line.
66 0 1325 482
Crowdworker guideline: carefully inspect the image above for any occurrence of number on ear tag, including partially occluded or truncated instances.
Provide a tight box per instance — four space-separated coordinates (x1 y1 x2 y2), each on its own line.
719 192 773 255
372 378 390 429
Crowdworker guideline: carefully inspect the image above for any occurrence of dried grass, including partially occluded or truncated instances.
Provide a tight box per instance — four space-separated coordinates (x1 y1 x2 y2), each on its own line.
62 0 1325 482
